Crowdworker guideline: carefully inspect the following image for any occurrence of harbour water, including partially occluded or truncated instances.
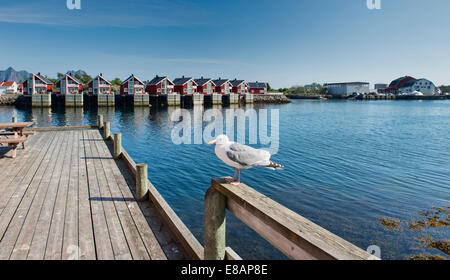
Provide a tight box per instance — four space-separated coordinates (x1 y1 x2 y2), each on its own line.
1 99 449 260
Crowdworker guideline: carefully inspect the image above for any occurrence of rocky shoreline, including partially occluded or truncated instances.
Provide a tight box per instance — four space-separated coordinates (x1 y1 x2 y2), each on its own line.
0 94 22 106
253 94 291 104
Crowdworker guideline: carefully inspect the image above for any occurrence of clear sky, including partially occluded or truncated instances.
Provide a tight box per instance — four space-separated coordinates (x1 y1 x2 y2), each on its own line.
1 0 449 88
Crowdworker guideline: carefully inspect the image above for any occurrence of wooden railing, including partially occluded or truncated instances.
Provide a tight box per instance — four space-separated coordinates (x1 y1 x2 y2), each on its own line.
204 178 380 260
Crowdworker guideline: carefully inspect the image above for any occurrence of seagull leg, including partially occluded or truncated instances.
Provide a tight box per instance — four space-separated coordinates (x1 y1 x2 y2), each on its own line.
225 168 238 183
231 169 241 185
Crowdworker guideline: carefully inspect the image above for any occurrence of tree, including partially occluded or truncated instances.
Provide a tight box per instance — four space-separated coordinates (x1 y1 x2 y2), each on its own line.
57 73 64 79
110 78 122 86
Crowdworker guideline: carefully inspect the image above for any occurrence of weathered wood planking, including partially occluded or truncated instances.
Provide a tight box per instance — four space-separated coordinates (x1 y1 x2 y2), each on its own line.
93 131 167 260
117 146 204 260
9 131 66 260
0 132 62 259
0 129 187 260
27 130 72 259
211 178 379 260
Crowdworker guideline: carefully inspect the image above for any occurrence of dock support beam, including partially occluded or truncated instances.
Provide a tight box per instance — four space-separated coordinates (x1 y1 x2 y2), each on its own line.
114 133 122 159
12 117 17 123
204 187 227 260
136 164 149 202
98 115 104 129
104 121 111 140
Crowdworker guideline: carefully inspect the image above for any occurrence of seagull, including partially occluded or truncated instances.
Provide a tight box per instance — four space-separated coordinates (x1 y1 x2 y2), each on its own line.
208 135 283 185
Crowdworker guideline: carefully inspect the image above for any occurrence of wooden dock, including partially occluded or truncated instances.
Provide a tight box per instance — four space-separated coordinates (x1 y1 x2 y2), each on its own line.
0 129 187 260
0 118 378 261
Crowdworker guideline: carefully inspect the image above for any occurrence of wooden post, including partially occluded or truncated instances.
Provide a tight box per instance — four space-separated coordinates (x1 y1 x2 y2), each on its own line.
136 164 149 202
98 115 104 129
12 116 17 123
204 187 227 260
113 133 122 159
103 121 110 140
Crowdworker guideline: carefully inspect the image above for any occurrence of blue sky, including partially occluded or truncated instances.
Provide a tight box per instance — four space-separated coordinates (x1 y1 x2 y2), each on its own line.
1 0 450 88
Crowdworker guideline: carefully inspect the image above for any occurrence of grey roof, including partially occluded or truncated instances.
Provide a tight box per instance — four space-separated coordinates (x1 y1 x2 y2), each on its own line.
230 79 246 87
35 73 53 85
57 73 82 85
212 79 230 86
92 74 112 85
173 77 195 86
121 74 143 85
147 75 170 85
248 82 267 88
194 78 214 86
324 82 369 86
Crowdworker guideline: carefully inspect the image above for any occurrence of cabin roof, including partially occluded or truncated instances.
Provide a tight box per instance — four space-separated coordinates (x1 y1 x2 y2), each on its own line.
194 78 215 86
121 74 144 85
173 77 196 86
212 79 230 86
147 76 173 86
230 79 246 87
34 73 53 85
248 82 267 88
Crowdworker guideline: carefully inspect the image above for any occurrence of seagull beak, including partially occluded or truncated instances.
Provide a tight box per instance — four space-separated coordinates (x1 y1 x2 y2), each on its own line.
208 140 217 145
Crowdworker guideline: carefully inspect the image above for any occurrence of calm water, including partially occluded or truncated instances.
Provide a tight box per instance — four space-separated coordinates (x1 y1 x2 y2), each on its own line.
1 100 449 260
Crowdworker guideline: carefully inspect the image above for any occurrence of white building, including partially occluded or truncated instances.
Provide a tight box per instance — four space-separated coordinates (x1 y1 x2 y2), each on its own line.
324 82 370 96
0 81 18 94
398 78 436 95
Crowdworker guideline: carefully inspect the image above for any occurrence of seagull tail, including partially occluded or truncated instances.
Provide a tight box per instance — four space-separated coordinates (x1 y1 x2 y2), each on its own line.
261 161 284 171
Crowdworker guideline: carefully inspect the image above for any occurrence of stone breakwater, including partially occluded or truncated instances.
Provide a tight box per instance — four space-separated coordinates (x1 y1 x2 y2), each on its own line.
253 94 291 104
0 94 22 106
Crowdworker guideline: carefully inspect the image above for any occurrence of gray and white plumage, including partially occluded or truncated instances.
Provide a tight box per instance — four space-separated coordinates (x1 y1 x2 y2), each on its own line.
209 135 283 171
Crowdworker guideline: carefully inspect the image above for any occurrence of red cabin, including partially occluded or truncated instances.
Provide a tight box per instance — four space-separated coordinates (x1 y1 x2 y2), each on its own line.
120 74 145 95
248 82 267 94
88 73 112 95
212 78 232 95
173 76 198 95
194 77 216 95
23 73 53 95
145 76 174 95
230 79 249 95
55 74 83 95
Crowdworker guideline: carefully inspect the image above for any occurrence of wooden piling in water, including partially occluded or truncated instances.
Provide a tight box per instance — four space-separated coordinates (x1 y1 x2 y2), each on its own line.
12 116 17 123
113 133 122 159
103 121 110 140
204 187 227 260
136 163 149 202
98 115 104 129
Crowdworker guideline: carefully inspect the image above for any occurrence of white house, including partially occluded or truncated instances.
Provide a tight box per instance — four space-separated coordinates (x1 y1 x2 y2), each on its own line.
0 81 18 94
324 82 370 96
398 78 436 95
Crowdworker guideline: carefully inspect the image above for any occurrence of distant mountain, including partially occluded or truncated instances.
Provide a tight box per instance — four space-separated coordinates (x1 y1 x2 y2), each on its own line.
0 67 31 82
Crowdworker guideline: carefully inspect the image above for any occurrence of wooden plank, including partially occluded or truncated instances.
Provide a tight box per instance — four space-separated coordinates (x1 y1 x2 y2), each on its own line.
211 178 378 260
225 247 242 261
61 130 80 259
27 130 71 259
44 131 75 260
0 131 56 240
118 146 204 260
95 132 167 260
9 131 66 259
86 129 131 260
77 130 96 260
0 132 46 206
0 132 61 259
91 131 152 260
82 130 114 260
25 126 97 131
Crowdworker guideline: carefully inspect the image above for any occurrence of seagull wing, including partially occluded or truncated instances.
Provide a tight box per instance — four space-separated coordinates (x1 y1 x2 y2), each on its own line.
226 143 271 168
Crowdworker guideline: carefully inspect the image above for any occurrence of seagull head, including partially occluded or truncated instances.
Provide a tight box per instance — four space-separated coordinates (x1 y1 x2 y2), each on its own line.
208 135 230 145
